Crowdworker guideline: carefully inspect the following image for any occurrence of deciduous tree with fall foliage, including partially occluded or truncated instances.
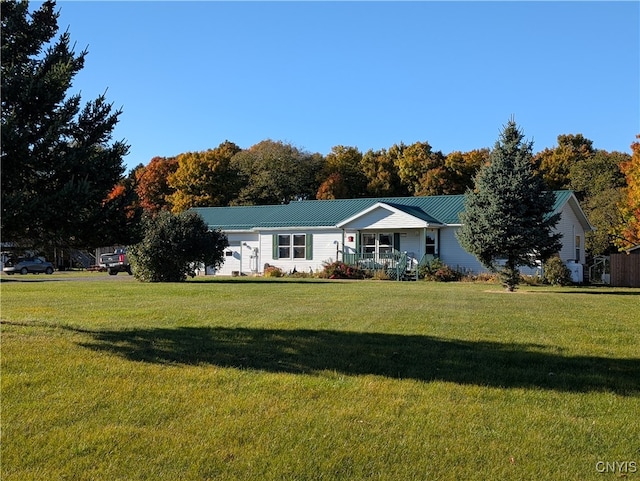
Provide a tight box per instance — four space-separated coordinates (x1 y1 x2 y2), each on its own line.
360 147 408 197
316 145 368 199
168 141 241 212
534 134 594 190
135 156 178 213
614 136 640 249
232 140 322 205
394 141 446 196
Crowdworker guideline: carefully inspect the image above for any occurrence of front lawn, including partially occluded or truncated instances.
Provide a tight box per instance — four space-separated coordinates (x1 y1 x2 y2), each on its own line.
1 277 638 480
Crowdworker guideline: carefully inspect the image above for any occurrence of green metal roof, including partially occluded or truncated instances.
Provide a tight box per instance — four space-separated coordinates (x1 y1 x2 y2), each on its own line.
192 191 575 231
191 204 284 231
551 189 573 213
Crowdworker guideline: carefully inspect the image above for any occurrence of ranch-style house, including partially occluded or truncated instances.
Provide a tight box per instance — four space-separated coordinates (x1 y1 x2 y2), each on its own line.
192 190 592 279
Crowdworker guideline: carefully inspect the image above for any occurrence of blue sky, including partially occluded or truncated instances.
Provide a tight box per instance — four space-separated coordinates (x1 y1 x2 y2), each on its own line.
52 1 639 172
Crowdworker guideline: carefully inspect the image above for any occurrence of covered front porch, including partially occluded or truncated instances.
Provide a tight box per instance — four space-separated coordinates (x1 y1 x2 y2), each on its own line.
340 248 435 280
338 228 438 280
336 201 442 277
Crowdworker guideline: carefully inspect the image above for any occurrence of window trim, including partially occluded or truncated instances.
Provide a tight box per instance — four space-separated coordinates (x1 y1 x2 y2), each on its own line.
273 233 313 260
426 229 437 256
360 232 396 257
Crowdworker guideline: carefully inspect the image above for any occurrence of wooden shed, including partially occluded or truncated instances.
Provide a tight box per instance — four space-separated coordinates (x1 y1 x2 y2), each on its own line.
610 246 640 287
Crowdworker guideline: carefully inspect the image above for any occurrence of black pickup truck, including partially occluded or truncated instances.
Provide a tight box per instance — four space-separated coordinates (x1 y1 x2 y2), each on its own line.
100 248 132 275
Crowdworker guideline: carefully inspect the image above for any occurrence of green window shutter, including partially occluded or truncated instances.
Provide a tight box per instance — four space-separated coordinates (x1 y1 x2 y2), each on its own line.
355 232 361 254
394 233 401 252
272 234 279 259
305 234 313 260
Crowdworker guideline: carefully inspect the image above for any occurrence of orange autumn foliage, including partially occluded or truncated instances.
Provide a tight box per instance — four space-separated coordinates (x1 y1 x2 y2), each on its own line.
615 136 640 249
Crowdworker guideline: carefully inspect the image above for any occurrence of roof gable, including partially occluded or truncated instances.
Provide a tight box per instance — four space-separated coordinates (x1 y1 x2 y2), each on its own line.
553 191 594 231
336 202 442 229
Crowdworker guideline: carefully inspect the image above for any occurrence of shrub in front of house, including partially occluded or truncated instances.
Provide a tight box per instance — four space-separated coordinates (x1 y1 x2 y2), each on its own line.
319 261 367 280
543 256 573 286
287 270 315 279
460 272 500 283
418 258 462 282
263 265 284 278
370 269 392 281
520 273 543 286
432 265 463 282
129 211 227 282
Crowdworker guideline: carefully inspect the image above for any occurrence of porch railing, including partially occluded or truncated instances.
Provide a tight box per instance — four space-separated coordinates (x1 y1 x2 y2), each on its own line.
341 250 409 280
340 251 436 281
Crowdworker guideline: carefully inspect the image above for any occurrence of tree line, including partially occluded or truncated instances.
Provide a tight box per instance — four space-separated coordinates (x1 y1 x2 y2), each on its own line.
118 134 637 256
132 140 489 211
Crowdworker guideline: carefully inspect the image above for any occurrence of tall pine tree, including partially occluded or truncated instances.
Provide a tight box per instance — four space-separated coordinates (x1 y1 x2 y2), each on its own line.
1 0 129 250
457 119 562 291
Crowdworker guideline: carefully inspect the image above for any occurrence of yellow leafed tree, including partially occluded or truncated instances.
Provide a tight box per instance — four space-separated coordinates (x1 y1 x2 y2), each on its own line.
614 136 640 249
168 141 241 212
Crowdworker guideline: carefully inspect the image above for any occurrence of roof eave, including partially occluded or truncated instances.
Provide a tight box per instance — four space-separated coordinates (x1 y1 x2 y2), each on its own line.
252 225 341 231
565 192 595 232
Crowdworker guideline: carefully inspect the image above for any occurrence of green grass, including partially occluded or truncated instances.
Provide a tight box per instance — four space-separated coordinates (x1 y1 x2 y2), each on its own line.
1 275 639 480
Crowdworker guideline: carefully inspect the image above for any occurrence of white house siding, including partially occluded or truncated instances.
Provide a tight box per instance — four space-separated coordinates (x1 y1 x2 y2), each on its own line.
439 227 546 277
258 230 342 274
439 227 486 274
396 230 422 258
554 203 587 264
439 201 588 276
343 207 429 230
215 232 259 275
343 230 358 256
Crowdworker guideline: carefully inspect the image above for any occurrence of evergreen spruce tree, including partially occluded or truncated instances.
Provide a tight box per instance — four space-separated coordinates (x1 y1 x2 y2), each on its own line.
1 0 129 249
456 119 562 291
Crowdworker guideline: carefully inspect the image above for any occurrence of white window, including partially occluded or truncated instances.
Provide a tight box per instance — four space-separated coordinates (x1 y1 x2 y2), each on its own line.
426 229 438 256
292 234 306 259
274 234 312 260
278 235 291 259
360 233 395 258
378 233 393 255
362 233 376 255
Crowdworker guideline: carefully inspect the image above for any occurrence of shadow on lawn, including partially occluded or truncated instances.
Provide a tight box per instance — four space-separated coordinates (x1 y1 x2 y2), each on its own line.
76 327 639 395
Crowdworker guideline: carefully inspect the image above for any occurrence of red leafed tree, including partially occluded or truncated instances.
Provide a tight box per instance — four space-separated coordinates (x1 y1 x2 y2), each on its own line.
316 172 350 200
135 156 178 213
